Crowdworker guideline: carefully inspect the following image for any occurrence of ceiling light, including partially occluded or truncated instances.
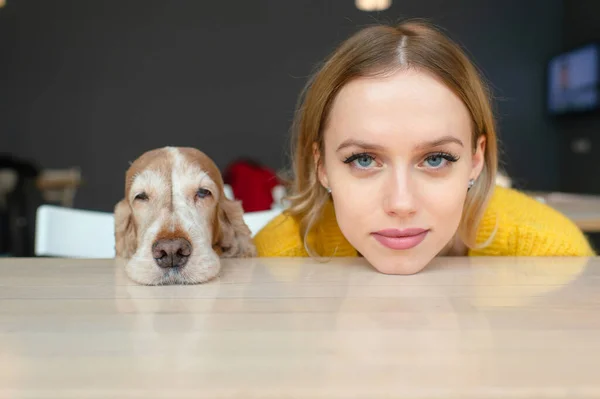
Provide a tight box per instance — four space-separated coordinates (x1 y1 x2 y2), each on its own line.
355 0 392 11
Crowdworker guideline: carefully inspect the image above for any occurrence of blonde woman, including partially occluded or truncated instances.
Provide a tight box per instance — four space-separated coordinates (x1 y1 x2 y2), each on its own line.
254 21 595 274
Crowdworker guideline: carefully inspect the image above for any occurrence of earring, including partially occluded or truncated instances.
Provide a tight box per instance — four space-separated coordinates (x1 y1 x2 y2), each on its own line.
326 187 332 194
468 179 475 190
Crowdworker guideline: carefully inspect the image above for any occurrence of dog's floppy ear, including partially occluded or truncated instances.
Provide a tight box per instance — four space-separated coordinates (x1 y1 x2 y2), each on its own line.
114 199 137 258
216 198 256 258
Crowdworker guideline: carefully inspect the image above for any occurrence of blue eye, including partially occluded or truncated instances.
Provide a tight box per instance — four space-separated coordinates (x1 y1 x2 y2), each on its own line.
426 155 445 168
344 153 376 169
422 152 459 169
355 155 373 168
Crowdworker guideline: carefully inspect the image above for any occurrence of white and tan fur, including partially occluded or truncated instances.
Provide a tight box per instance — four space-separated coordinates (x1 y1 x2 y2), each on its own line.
114 147 256 285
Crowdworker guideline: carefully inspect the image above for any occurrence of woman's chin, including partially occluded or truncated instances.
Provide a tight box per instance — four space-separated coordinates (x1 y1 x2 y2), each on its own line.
365 255 429 275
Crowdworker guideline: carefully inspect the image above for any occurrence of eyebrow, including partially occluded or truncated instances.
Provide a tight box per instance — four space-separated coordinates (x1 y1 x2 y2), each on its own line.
336 136 464 152
336 140 385 152
415 136 464 150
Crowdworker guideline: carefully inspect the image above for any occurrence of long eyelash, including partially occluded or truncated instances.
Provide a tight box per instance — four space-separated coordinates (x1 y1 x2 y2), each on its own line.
343 152 375 164
427 151 460 162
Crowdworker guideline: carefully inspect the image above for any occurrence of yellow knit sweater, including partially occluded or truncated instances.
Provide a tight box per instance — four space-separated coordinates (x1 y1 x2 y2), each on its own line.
253 186 596 257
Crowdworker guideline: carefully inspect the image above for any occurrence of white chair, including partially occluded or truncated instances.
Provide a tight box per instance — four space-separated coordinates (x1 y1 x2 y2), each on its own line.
35 205 115 258
35 204 282 258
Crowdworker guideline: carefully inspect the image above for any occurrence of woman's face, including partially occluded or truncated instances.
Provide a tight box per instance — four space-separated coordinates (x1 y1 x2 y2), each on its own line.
317 69 485 274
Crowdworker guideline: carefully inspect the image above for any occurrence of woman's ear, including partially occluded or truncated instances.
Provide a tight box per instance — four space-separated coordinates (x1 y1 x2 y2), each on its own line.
313 142 329 189
114 199 137 258
217 198 256 258
470 135 486 181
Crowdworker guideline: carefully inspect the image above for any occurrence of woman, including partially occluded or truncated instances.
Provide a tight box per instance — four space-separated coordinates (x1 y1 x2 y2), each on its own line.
254 21 595 274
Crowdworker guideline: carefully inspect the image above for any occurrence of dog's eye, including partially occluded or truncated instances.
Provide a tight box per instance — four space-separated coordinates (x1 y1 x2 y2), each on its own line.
134 192 149 201
196 188 212 199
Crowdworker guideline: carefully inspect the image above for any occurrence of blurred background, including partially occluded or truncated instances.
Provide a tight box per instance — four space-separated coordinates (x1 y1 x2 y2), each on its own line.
1 0 599 256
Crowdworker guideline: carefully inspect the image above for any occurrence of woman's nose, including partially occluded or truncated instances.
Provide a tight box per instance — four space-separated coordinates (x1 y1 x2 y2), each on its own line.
382 171 417 217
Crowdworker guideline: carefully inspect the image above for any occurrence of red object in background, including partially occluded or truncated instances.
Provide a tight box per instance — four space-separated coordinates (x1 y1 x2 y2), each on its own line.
223 159 280 212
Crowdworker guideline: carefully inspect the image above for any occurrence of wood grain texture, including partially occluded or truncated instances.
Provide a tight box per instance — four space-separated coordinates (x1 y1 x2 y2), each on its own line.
1 257 599 398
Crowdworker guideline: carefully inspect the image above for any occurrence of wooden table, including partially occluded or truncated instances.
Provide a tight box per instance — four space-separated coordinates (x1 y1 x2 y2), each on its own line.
1 257 600 398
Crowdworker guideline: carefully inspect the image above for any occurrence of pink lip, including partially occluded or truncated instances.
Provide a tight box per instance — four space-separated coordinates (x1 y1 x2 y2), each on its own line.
371 228 429 250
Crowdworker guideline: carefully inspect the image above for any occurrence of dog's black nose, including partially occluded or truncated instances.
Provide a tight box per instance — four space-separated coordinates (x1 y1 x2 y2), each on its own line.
152 238 192 268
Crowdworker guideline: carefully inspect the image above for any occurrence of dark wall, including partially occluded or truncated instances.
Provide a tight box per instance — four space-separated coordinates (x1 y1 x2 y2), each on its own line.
0 0 563 211
558 0 600 194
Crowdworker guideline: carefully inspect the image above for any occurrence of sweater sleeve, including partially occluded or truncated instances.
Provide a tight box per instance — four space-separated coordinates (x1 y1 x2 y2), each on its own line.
253 213 309 257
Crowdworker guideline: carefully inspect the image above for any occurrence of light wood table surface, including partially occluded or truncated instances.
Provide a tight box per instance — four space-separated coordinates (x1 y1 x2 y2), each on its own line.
1 257 600 398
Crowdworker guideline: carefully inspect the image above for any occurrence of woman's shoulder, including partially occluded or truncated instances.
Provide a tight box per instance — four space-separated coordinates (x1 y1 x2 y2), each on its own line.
473 186 596 256
253 201 358 258
252 212 309 257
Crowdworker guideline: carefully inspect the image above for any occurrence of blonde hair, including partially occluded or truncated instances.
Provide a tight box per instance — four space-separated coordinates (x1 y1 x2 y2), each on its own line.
285 20 498 255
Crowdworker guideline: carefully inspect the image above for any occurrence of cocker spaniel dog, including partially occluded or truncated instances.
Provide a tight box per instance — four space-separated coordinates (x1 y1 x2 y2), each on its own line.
114 147 256 285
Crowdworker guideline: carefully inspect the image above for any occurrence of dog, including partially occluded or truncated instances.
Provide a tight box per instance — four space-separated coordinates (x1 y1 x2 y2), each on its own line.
114 147 256 285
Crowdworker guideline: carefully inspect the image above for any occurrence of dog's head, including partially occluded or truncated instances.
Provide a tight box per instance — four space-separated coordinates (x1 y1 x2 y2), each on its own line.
114 147 256 285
